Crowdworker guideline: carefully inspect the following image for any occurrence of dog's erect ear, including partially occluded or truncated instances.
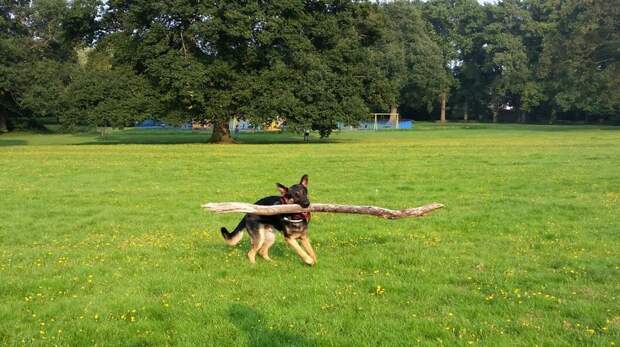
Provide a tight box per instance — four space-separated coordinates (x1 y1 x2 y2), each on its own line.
299 174 309 188
276 183 289 195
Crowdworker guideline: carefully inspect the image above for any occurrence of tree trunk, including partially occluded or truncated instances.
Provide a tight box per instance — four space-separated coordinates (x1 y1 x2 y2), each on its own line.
209 118 234 143
492 104 498 123
203 202 444 220
549 109 556 125
0 109 8 133
463 101 468 123
388 104 398 126
440 93 446 124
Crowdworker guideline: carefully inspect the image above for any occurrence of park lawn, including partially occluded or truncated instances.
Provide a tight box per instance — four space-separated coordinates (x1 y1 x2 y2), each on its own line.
0 123 619 346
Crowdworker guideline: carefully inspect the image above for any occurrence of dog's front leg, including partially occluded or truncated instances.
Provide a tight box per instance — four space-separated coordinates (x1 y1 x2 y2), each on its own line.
285 237 315 266
299 236 317 263
247 232 265 264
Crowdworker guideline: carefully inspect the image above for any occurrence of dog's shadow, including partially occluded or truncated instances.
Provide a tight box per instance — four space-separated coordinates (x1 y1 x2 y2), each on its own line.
228 304 316 347
208 240 289 259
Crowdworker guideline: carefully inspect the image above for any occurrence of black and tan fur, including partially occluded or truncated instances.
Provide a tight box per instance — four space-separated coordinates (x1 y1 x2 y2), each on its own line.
220 175 317 265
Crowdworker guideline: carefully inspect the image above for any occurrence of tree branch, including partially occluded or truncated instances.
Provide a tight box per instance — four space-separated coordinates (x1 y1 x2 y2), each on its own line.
180 31 187 58
202 202 444 220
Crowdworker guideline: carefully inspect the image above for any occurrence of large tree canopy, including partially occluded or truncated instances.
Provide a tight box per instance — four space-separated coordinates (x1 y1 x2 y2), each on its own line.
93 0 390 141
1 0 618 139
0 0 100 132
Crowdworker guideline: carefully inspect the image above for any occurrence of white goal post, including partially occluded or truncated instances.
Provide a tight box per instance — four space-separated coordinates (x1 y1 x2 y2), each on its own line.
370 112 400 130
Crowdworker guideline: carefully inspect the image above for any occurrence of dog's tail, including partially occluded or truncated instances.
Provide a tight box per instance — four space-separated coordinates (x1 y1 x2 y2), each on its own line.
221 217 246 246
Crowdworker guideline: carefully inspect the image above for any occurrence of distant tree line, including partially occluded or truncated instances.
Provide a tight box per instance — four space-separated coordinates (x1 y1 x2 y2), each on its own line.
1 0 618 141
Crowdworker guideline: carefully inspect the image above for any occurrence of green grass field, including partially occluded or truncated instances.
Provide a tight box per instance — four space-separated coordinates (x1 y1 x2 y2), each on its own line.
1 124 619 346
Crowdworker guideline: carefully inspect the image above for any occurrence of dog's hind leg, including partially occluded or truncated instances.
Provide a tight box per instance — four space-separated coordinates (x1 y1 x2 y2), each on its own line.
285 237 315 266
247 229 265 264
299 236 317 263
258 231 275 261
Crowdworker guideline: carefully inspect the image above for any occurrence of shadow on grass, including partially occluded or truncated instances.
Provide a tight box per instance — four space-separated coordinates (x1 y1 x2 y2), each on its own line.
237 133 344 145
79 134 212 145
228 304 316 347
0 139 27 147
76 130 345 145
440 123 620 132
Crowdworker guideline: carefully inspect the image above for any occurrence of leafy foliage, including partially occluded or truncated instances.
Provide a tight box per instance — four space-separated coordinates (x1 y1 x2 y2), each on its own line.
1 0 618 138
0 0 100 131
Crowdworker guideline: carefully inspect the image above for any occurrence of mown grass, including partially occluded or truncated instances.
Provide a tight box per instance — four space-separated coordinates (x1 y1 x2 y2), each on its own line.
0 123 619 346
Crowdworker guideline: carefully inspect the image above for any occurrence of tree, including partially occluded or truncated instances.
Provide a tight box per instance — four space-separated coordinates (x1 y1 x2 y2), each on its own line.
60 65 162 133
535 0 620 123
363 1 455 123
448 0 487 122
4 0 618 135
98 1 386 142
0 1 32 132
420 0 462 123
482 12 530 122
0 0 100 133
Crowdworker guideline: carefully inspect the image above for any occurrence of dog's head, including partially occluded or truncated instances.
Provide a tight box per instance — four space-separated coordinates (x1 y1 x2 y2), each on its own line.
277 174 310 208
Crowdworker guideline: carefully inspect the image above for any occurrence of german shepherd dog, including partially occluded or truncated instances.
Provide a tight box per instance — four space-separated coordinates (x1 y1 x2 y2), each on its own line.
220 175 316 265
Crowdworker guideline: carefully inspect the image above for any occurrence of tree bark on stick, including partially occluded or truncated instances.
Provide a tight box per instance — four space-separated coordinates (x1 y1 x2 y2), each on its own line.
202 202 444 220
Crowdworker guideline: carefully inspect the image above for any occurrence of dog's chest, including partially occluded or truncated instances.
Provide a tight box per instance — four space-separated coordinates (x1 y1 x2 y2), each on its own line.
282 220 308 238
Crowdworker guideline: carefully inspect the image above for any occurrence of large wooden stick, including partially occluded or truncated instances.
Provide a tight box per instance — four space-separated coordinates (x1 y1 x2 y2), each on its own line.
201 202 444 219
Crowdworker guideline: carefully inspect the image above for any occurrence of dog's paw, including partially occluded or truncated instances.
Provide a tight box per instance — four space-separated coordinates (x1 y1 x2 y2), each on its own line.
303 257 315 266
